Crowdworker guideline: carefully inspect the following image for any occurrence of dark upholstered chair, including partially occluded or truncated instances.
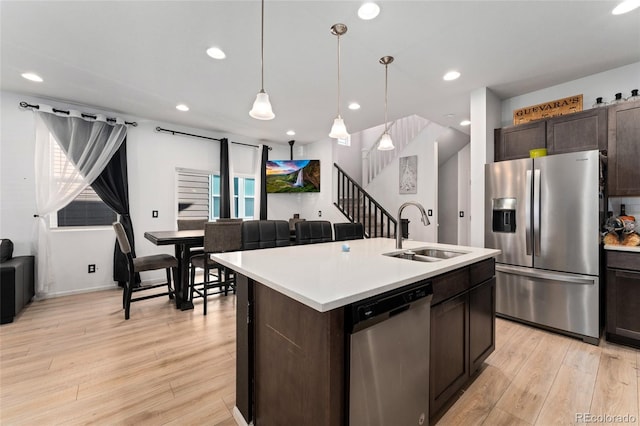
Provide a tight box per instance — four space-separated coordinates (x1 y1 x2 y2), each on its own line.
295 220 333 244
333 222 365 241
0 239 34 324
177 218 207 278
288 217 306 240
113 222 177 320
190 220 243 314
177 218 208 230
241 220 290 250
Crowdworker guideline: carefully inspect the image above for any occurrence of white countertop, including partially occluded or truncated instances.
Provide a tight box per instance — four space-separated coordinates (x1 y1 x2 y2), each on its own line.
604 245 640 253
212 238 500 312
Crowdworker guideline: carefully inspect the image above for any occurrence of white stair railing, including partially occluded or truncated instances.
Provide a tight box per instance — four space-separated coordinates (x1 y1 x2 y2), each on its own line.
361 114 431 186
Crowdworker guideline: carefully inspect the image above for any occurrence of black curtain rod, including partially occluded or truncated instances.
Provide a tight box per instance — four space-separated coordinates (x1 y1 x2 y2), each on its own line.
155 126 271 150
19 101 138 126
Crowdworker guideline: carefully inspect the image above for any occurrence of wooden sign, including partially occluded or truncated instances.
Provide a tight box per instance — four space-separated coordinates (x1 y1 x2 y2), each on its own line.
513 94 583 125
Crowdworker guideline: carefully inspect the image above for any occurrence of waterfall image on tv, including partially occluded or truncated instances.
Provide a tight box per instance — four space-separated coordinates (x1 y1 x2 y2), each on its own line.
266 160 321 193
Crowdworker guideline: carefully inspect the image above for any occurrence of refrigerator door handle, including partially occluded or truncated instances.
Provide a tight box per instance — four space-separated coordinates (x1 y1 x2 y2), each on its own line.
525 170 532 255
496 264 596 285
533 169 541 257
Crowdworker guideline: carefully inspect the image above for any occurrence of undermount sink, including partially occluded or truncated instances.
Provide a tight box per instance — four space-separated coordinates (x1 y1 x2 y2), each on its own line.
383 247 468 262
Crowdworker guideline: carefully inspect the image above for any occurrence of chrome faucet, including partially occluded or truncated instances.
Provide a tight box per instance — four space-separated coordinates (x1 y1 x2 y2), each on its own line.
396 202 430 249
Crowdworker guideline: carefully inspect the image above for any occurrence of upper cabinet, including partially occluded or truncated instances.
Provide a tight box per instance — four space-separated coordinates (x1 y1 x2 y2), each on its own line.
546 108 607 154
494 120 546 162
494 107 608 162
608 100 640 196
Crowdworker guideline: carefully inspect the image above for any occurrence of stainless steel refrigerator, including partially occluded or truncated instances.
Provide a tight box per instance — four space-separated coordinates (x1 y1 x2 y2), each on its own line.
485 149 602 344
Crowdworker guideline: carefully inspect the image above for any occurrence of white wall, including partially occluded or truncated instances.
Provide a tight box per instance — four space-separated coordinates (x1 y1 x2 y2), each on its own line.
0 90 299 297
364 123 448 243
457 144 470 245
501 62 640 126
438 153 458 244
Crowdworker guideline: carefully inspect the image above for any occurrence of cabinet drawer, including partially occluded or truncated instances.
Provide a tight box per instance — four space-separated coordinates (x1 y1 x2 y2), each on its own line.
470 258 495 287
431 267 470 305
607 251 640 271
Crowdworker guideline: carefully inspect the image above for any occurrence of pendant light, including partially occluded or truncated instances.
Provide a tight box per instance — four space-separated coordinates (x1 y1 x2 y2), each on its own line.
377 56 395 151
329 23 349 139
249 0 275 120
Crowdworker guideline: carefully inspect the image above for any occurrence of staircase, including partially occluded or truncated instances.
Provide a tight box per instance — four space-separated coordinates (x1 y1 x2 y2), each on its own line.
362 114 431 186
334 163 397 238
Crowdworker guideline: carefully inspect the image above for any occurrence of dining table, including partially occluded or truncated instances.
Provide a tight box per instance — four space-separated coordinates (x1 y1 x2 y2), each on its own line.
144 229 204 311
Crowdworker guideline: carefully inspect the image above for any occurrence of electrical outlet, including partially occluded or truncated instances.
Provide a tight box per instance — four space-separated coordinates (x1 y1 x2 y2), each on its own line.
318 210 322 217
88 264 96 273
152 210 158 218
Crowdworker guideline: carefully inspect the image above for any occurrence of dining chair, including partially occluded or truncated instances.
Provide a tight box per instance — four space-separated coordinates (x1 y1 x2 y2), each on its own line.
112 222 178 320
241 220 290 249
189 220 243 315
177 218 207 281
295 220 333 244
333 222 365 241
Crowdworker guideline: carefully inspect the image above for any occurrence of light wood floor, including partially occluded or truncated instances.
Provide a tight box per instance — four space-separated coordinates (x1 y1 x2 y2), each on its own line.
1 288 638 425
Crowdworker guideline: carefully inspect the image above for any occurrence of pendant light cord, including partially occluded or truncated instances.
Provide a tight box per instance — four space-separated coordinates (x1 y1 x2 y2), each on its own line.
384 62 388 133
337 33 341 117
260 0 265 91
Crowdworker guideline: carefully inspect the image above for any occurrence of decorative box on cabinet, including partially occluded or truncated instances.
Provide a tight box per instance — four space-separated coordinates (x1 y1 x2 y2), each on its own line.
494 120 546 161
606 250 640 349
608 100 640 196
546 107 607 155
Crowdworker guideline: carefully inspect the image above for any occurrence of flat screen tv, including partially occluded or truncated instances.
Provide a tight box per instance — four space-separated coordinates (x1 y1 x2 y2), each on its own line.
266 160 320 193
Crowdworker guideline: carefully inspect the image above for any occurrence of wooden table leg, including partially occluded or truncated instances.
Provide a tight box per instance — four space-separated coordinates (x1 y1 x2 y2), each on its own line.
175 244 194 310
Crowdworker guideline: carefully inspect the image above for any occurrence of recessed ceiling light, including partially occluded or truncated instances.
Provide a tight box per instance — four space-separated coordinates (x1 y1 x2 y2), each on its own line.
358 2 380 20
348 102 361 110
443 71 461 81
286 130 296 136
176 104 189 112
21 72 43 82
612 0 640 14
460 120 471 126
206 47 226 59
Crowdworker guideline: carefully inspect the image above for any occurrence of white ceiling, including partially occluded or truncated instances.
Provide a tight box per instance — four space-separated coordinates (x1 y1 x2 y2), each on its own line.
2 1 639 145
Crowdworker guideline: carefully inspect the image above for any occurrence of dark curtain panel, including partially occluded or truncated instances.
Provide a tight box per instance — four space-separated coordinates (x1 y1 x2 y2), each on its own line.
260 145 268 220
220 138 231 218
91 140 137 286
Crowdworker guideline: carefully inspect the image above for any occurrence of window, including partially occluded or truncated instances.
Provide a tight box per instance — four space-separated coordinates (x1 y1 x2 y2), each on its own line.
50 134 116 227
211 175 255 220
177 169 255 220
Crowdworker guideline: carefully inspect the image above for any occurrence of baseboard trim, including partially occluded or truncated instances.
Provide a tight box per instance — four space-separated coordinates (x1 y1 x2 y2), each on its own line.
232 406 251 426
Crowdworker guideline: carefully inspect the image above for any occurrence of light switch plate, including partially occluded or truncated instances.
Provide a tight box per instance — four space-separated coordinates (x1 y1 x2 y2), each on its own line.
152 210 158 218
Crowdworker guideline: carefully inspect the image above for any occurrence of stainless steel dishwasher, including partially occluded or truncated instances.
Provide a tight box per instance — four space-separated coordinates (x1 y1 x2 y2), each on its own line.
349 279 433 426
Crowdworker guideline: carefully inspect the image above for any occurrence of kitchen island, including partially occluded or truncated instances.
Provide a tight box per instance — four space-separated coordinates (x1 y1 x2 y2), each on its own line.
212 238 500 426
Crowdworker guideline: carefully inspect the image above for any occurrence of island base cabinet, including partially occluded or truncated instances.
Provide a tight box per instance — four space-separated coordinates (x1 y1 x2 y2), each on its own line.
469 277 496 373
429 259 496 422
253 282 345 426
430 293 469 418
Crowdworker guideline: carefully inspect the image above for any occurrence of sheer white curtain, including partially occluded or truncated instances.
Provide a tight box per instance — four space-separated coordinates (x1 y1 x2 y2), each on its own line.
252 144 265 219
32 106 127 295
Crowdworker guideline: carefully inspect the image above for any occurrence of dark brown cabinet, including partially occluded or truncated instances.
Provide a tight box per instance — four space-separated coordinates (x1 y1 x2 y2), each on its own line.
469 277 496 373
606 250 640 349
430 292 469 417
494 120 546 161
608 100 640 196
429 258 495 421
546 107 607 154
